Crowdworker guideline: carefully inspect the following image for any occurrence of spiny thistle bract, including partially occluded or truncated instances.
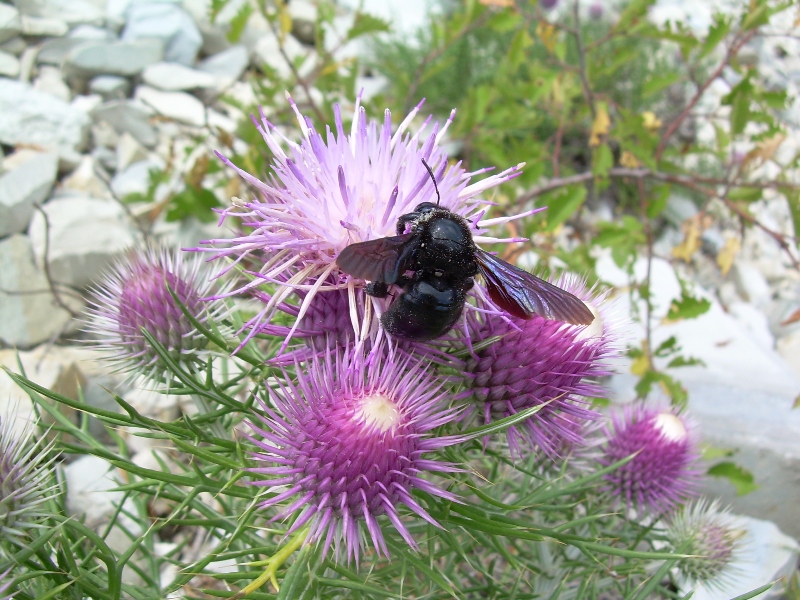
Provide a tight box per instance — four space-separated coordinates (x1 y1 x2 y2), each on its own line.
246 344 464 564
84 246 225 382
599 404 702 513
0 416 57 548
197 93 531 349
462 276 615 457
0 569 14 600
664 499 745 589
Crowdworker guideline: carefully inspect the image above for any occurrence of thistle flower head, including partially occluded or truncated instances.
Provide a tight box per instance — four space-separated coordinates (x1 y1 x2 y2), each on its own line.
600 404 701 513
246 344 463 564
85 246 225 381
665 499 745 589
0 416 57 546
463 276 615 458
198 93 528 350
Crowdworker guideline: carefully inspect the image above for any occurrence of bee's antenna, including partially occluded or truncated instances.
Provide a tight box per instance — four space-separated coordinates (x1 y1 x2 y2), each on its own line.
421 158 441 206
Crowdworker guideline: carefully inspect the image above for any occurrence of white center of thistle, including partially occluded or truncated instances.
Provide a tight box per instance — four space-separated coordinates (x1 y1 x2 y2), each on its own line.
654 413 687 442
357 393 401 432
575 303 603 341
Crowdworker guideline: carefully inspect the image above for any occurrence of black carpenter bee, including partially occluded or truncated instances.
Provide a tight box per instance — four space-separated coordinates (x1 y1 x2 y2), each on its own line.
336 160 594 341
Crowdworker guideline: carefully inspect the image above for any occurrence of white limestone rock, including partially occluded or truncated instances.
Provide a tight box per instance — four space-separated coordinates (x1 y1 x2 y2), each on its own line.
20 14 68 37
91 100 157 148
0 234 76 348
141 61 216 91
0 78 90 156
64 39 164 77
0 4 21 44
32 65 71 102
59 154 111 199
135 86 206 127
110 157 165 200
599 251 800 539
14 0 105 26
121 3 202 66
88 75 130 101
115 132 148 172
28 196 137 288
0 50 20 77
0 151 58 237
198 45 248 89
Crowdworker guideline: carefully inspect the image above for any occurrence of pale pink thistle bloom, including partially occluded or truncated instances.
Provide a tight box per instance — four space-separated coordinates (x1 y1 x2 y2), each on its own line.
198 93 527 351
665 499 745 589
0 417 57 544
462 276 615 458
85 246 226 381
246 346 464 564
600 404 701 513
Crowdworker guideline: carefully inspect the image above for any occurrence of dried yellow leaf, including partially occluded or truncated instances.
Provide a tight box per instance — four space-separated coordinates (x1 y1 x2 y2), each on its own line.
672 214 706 263
278 3 292 43
741 133 786 172
716 236 740 276
536 21 558 54
620 150 641 168
630 351 651 376
642 111 662 131
589 102 610 147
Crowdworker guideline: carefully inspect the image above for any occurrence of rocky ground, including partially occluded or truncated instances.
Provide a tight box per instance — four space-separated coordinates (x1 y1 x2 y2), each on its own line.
0 0 799 597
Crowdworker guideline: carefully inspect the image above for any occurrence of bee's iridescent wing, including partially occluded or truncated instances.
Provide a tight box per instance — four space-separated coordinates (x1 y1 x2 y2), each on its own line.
476 249 594 325
336 234 419 285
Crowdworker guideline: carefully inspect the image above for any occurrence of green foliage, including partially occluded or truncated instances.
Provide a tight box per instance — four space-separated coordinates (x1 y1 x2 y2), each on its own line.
707 461 760 496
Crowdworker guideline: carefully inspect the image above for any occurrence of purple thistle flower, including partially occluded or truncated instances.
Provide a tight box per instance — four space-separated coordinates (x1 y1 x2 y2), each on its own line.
246 345 464 564
600 404 701 514
462 276 615 458
197 93 528 350
664 499 745 589
0 416 57 543
589 2 604 19
84 246 227 381
540 0 559 10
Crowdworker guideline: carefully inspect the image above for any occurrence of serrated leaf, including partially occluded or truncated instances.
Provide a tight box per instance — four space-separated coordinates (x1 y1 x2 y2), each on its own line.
166 186 222 223
654 336 679 357
728 187 763 202
731 92 751 136
642 72 680 98
227 3 252 43
347 12 390 40
545 185 587 231
667 355 705 368
592 144 614 178
708 461 759 495
700 16 730 58
665 291 711 321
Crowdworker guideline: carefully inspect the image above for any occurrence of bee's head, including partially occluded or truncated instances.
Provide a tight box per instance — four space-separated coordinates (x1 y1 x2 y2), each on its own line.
413 202 441 214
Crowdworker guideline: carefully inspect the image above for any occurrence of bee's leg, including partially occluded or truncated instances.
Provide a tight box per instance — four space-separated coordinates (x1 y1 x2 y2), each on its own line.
365 281 389 297
463 277 474 291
